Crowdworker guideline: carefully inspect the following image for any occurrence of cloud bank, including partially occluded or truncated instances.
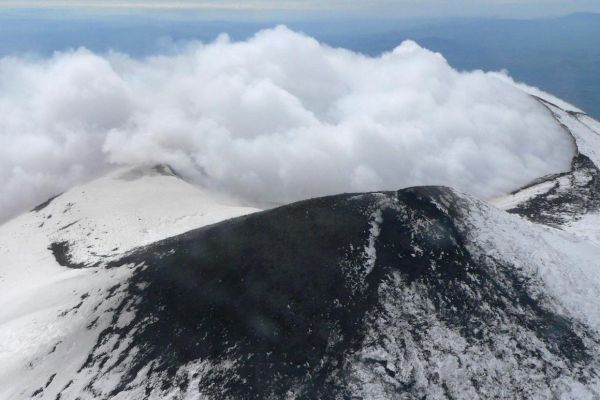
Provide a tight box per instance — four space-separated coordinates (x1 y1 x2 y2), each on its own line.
0 26 574 222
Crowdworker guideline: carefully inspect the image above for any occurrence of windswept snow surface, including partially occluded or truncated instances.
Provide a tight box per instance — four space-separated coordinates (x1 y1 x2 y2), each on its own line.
0 165 258 400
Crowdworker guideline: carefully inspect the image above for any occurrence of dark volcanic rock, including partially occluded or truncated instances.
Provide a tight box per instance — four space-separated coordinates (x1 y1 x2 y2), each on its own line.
67 187 598 399
507 149 600 226
506 97 600 226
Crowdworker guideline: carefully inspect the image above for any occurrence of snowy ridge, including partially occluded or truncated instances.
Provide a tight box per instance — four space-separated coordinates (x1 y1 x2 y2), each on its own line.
492 96 600 228
0 165 259 400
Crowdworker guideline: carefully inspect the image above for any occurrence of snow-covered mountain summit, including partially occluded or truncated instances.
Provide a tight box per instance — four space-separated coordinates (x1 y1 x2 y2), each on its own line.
1 95 600 399
0 165 258 400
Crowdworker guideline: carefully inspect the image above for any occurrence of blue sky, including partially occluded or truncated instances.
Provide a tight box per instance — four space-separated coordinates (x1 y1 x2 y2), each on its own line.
0 0 599 18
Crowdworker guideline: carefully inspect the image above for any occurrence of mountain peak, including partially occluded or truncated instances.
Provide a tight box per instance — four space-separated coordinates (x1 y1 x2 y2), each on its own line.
116 163 179 181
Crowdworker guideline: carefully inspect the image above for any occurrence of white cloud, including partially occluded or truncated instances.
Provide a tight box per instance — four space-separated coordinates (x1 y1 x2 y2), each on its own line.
0 26 574 222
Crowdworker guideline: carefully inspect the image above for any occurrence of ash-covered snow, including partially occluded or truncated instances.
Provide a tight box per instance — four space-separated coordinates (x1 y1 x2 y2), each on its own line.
17 183 598 399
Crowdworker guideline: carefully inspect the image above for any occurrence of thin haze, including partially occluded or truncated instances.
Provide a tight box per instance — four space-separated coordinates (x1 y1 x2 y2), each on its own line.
0 27 575 222
0 0 599 17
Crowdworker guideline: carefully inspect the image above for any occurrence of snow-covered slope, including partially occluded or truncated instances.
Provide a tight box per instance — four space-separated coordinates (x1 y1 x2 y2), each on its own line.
0 165 259 400
2 95 600 399
493 97 600 229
